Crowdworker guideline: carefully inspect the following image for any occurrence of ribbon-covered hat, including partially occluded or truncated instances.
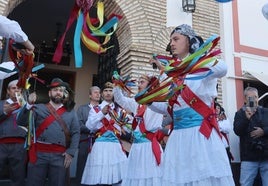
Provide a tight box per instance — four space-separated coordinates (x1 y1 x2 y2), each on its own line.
171 24 196 37
170 24 204 54
47 78 68 89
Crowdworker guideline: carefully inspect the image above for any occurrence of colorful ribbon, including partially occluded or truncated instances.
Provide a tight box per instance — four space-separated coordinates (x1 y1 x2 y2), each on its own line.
164 35 220 78
53 1 122 68
112 71 136 95
135 77 180 105
135 35 222 105
109 108 130 127
8 40 45 89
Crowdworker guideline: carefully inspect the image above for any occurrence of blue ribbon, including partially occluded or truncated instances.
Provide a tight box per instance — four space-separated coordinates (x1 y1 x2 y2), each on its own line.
74 11 84 68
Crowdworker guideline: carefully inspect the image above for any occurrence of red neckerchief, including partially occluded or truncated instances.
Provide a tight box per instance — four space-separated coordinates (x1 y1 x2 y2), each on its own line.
132 105 147 130
94 105 118 136
94 105 125 152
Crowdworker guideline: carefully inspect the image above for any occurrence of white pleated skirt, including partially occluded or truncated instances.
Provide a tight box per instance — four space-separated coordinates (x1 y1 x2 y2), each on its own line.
161 126 235 186
122 141 162 186
81 141 128 185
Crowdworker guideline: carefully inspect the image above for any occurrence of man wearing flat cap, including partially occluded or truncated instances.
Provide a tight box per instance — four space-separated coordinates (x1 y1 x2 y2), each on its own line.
17 77 80 186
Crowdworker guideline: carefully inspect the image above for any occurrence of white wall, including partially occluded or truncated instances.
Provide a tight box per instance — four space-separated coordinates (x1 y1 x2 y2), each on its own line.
238 0 268 50
166 0 192 27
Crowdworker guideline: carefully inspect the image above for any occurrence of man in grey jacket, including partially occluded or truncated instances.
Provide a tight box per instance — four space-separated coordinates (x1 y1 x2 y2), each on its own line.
0 79 27 186
75 86 100 185
17 78 80 186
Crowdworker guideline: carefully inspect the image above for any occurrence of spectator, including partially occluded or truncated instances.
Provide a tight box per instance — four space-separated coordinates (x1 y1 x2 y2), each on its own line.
215 101 234 162
75 86 101 185
234 86 268 186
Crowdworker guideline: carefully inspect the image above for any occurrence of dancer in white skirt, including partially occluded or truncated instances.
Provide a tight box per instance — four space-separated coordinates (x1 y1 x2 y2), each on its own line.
149 24 235 186
113 74 164 186
81 82 127 186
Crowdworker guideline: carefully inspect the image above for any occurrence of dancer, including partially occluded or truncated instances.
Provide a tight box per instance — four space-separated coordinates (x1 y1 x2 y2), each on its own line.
113 74 164 186
149 24 235 185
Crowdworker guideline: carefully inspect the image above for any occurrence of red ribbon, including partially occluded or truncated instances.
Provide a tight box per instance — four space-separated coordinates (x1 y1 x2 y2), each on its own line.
132 105 147 130
8 40 34 88
52 4 80 63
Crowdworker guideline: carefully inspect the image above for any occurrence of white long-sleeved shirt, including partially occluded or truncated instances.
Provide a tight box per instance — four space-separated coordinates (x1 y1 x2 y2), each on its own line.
149 59 228 114
0 15 28 42
113 87 163 132
85 100 123 133
218 117 232 147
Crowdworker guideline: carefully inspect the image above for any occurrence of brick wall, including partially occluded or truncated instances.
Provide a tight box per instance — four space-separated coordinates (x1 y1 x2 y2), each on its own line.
0 0 22 15
105 0 172 79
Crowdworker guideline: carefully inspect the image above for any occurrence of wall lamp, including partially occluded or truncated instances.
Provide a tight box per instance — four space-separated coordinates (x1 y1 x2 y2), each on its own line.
182 0 196 13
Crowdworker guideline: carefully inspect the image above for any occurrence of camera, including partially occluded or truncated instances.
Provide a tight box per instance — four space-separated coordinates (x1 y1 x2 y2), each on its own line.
248 96 255 108
250 139 264 152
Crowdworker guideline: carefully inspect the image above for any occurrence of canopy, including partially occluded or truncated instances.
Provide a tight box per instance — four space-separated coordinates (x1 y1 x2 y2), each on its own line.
245 70 268 87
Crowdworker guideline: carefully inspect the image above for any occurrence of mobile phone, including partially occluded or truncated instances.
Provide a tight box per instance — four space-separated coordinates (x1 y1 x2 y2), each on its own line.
248 97 255 108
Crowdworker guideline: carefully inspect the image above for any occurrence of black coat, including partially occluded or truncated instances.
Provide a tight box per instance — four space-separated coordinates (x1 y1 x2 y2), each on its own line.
234 106 268 161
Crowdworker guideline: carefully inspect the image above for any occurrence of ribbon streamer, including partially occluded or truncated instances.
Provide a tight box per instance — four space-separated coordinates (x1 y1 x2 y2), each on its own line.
8 40 45 89
53 1 122 68
135 35 222 105
112 71 136 95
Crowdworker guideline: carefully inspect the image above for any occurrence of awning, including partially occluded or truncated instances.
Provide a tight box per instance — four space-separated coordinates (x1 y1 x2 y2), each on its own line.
245 70 268 87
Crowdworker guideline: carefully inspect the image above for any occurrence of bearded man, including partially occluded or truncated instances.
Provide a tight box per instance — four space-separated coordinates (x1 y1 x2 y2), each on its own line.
17 78 80 186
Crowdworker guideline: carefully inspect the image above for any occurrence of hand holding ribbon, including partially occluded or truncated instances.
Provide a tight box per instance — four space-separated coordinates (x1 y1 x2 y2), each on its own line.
112 71 135 95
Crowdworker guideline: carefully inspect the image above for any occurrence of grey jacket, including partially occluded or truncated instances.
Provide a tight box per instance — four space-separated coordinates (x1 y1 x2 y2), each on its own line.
17 103 80 156
77 104 91 134
0 100 27 139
